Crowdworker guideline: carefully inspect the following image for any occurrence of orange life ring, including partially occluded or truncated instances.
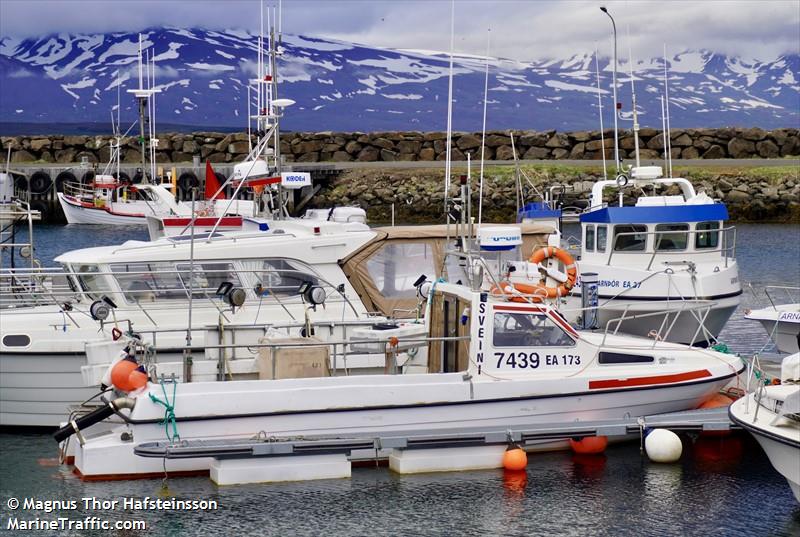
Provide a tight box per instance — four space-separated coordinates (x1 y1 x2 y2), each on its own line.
495 246 578 302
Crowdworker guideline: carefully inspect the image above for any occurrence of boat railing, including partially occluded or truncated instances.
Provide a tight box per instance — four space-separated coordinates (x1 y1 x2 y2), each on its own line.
598 300 717 347
113 320 464 379
0 265 363 326
764 285 800 310
62 180 96 199
600 225 737 269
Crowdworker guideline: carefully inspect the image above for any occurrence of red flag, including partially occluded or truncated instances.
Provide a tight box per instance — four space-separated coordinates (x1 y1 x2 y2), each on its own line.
204 161 225 200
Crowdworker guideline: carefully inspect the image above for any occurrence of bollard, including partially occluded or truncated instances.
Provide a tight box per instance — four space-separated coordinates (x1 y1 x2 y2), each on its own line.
581 272 599 329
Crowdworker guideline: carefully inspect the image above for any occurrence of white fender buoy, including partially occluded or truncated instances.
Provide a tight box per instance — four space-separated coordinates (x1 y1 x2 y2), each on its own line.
645 429 683 463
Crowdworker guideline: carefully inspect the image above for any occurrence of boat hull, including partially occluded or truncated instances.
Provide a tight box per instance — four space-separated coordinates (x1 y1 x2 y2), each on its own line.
72 371 735 479
57 193 148 226
730 393 800 502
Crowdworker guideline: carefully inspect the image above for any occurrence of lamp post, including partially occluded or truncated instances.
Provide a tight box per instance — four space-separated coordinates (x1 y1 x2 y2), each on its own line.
600 6 620 174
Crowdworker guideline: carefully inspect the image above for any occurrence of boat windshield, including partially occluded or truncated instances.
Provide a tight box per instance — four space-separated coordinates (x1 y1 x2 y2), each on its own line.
256 259 320 298
654 224 689 251
366 242 437 299
71 264 111 299
110 262 242 302
493 311 574 347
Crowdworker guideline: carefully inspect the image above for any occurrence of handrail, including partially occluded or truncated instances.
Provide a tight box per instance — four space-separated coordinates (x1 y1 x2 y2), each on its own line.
764 285 800 310
599 301 716 347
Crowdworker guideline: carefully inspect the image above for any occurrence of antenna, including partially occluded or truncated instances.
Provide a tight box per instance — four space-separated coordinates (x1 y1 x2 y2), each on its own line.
626 28 640 169
594 46 607 181
478 28 490 228
660 95 667 170
443 0 455 213
663 44 673 177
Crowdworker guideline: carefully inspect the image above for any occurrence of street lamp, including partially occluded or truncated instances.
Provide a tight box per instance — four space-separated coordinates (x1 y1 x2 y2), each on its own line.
600 6 620 174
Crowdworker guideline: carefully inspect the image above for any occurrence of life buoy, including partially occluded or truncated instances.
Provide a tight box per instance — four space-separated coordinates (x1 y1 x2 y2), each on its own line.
495 246 578 302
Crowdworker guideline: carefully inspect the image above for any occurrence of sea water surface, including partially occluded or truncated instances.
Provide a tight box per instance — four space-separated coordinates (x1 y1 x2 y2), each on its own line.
1 223 799 536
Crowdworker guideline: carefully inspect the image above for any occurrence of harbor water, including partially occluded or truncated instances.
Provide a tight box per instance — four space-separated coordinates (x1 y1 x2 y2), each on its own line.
1 223 799 536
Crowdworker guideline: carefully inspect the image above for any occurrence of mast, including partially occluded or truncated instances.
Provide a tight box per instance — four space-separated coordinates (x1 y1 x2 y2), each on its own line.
443 0 455 213
478 27 490 228
127 34 160 185
594 47 607 181
627 35 641 169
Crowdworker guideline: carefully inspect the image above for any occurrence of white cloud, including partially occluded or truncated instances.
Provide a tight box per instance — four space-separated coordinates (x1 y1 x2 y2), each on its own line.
0 0 797 63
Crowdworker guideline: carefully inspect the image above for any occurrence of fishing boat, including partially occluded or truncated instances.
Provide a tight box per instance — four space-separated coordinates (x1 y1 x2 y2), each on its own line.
518 43 740 346
729 353 800 502
0 218 553 427
745 286 800 354
56 36 254 227
55 245 744 480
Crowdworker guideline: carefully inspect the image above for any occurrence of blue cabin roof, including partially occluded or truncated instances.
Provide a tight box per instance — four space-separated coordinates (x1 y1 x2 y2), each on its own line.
580 204 728 224
518 202 561 221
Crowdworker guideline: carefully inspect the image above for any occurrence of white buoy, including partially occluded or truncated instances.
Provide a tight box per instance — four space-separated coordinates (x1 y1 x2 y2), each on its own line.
645 429 683 463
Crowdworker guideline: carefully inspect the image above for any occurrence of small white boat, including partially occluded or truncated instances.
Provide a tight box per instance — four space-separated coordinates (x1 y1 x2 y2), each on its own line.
745 287 800 354
729 353 800 502
60 276 744 480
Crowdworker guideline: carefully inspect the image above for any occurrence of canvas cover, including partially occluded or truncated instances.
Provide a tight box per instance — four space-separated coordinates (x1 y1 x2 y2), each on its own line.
341 223 554 318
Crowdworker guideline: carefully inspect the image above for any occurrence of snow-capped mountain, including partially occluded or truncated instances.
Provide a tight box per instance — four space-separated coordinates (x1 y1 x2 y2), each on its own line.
1 28 798 133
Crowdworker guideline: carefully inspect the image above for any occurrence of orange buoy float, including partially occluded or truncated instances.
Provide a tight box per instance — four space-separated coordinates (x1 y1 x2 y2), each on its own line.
494 246 578 302
697 393 735 437
569 435 608 455
127 365 149 391
110 356 138 392
503 448 528 471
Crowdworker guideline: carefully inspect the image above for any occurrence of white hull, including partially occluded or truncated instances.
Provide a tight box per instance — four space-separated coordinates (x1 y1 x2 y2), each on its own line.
730 390 800 502
746 305 800 354
73 372 734 479
58 193 149 226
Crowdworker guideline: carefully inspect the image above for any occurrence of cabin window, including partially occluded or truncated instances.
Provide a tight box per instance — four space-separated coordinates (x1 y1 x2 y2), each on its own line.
597 225 607 252
613 225 647 251
695 221 720 249
176 262 242 299
256 259 320 297
598 352 654 364
366 242 436 299
112 262 186 302
493 311 575 347
2 334 30 347
585 225 595 252
72 264 111 298
654 224 689 251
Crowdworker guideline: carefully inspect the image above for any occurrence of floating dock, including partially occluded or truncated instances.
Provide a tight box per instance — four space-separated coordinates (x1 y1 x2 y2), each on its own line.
134 407 736 485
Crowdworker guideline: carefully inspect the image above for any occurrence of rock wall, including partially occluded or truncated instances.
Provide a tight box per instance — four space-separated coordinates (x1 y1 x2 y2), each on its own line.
311 167 800 224
2 127 798 164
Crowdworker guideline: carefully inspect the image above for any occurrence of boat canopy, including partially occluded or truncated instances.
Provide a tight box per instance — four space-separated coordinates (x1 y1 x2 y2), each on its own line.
580 204 728 224
341 223 554 318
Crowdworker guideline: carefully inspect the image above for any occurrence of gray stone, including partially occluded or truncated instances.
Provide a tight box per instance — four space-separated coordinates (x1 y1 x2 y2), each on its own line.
724 190 751 203
523 146 550 159
29 138 51 151
171 151 191 162
681 146 700 159
756 139 780 158
344 140 362 154
456 134 481 150
215 134 234 152
297 152 319 163
419 147 435 161
671 133 693 147
519 132 548 146
11 150 35 162
371 137 394 150
718 179 734 192
485 134 511 147
63 135 87 146
552 148 569 159
55 149 76 163
545 134 569 148
569 142 585 159
397 140 421 154
207 153 227 163
380 148 397 161
228 141 250 154
182 140 199 154
495 145 514 160
638 149 661 160
586 138 613 151
357 146 380 161
702 145 726 159
740 127 766 141
728 137 756 158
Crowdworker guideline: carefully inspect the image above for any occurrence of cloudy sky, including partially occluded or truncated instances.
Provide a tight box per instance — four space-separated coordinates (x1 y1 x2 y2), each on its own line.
1 0 798 61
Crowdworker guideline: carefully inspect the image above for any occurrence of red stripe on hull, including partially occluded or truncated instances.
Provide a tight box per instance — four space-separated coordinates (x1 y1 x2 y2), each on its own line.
162 216 243 227
589 369 712 390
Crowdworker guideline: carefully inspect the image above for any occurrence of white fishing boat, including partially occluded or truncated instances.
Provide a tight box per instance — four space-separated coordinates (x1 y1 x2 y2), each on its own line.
745 286 800 354
0 219 553 427
729 353 800 502
518 38 741 346
57 262 744 480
